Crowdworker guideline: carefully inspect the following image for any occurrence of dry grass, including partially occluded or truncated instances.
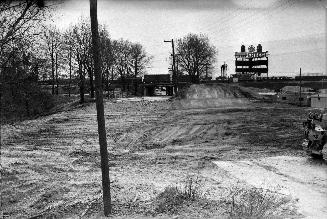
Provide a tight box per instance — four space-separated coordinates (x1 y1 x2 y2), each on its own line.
153 175 203 215
226 186 292 218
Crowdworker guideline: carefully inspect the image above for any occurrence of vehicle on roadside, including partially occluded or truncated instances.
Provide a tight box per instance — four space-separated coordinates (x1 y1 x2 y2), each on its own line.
303 112 326 158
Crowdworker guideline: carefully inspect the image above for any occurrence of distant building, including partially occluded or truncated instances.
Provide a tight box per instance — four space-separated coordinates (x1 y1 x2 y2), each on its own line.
277 92 312 106
280 86 311 93
294 73 327 81
277 86 316 106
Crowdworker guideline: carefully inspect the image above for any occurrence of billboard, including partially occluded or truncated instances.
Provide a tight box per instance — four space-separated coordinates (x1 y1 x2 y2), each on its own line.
235 51 268 59
235 59 268 66
234 44 269 78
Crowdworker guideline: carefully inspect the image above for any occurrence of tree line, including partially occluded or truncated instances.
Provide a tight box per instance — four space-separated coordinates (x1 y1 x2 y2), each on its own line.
0 1 152 121
0 0 217 122
42 18 153 102
0 0 52 121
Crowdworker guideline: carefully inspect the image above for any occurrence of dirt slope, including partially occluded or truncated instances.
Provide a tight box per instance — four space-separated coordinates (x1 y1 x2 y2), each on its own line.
173 84 261 109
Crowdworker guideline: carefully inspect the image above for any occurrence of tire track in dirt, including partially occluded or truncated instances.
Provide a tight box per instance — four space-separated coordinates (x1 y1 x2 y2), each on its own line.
1 100 173 218
1 95 312 218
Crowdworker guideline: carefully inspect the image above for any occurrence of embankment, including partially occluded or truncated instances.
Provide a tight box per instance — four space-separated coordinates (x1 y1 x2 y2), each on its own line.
173 84 260 109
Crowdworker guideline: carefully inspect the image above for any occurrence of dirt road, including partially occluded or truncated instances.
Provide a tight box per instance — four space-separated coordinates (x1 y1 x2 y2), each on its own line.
214 156 327 218
1 95 326 218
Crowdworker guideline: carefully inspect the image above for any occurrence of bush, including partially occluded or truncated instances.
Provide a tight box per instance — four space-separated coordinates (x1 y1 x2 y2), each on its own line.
1 81 54 123
227 187 291 218
155 186 185 214
154 175 202 214
182 175 201 200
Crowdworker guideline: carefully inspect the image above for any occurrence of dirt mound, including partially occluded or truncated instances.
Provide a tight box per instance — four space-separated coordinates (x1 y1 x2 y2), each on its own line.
173 84 258 109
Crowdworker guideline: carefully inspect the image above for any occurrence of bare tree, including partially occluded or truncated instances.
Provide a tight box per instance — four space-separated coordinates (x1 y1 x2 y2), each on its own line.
62 29 77 97
113 39 132 79
129 43 152 94
176 33 217 83
89 0 111 215
99 27 116 96
130 43 152 78
43 25 62 95
65 19 91 103
109 39 152 94
0 0 49 68
0 0 57 121
70 18 96 99
0 0 45 49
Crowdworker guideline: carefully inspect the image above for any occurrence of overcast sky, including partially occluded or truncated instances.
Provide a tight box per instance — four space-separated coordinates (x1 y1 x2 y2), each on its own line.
52 0 327 77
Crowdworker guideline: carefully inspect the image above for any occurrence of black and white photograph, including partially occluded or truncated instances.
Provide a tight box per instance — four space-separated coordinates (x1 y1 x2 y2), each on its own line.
1 0 327 218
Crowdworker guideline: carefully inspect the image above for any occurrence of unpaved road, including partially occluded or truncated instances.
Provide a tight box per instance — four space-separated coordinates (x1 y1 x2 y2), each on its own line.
1 96 327 218
214 156 327 218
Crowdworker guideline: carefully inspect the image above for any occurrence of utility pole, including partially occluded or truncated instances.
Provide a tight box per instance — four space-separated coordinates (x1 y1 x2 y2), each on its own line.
55 52 59 95
164 39 177 94
299 68 302 106
109 67 114 98
176 55 179 77
69 46 72 97
134 60 138 95
175 53 180 90
325 6 327 76
175 54 180 83
51 40 55 95
89 0 111 215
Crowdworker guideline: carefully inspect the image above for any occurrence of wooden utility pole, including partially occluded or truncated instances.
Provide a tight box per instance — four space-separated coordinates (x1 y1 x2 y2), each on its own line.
89 0 111 215
267 57 269 79
176 54 179 79
299 68 302 106
69 46 72 97
55 52 59 95
164 39 177 93
325 6 327 76
134 60 138 95
51 41 55 95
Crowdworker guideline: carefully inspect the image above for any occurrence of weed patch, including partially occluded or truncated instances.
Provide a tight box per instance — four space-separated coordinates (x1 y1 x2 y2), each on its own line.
227 187 292 218
153 175 202 215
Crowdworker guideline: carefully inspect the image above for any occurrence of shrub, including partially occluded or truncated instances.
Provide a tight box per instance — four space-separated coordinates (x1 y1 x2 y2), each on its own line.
155 186 185 214
154 175 202 214
227 187 291 218
182 174 201 200
1 82 54 123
